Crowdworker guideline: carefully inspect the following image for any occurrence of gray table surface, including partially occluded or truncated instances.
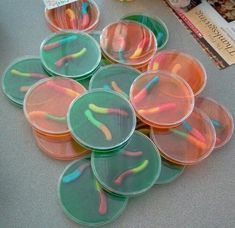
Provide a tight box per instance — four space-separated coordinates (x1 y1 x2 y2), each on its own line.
0 1 235 227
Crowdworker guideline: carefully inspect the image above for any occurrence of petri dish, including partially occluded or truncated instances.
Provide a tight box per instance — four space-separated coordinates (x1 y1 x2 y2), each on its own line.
2 56 49 107
195 97 234 149
130 71 195 128
58 156 128 226
68 89 136 151
91 131 161 196
24 77 86 135
148 50 207 96
150 108 216 165
40 32 101 79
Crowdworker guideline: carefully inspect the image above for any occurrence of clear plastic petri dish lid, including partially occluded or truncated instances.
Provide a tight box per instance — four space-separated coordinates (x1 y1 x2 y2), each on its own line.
68 89 136 152
150 108 216 165
121 14 169 50
58 156 128 226
100 20 157 66
89 64 141 99
129 70 195 128
2 56 49 107
32 129 90 160
91 131 161 197
195 97 234 149
40 32 101 79
45 0 100 33
24 77 87 135
148 50 207 96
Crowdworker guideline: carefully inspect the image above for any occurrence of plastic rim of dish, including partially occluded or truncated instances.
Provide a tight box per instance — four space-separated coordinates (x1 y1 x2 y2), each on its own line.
121 13 169 50
195 96 234 149
58 156 128 226
91 131 161 196
23 77 86 136
100 20 157 66
67 89 137 151
40 32 101 79
44 0 100 33
150 108 216 165
147 50 207 96
89 64 141 97
1 56 49 107
129 70 195 128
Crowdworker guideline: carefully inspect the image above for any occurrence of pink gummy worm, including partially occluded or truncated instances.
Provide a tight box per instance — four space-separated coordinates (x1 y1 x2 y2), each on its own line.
133 89 147 104
123 151 144 157
114 170 133 185
43 42 60 51
138 37 150 49
82 14 90 29
158 103 176 112
108 108 129 117
55 55 73 67
98 190 107 215
70 19 77 29
30 73 47 79
190 128 206 143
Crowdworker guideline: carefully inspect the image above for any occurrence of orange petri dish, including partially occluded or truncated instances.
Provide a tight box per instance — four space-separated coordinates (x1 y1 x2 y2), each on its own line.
24 77 87 136
100 20 157 67
33 129 90 160
148 50 207 96
150 108 216 165
195 97 234 149
45 0 100 33
129 71 194 128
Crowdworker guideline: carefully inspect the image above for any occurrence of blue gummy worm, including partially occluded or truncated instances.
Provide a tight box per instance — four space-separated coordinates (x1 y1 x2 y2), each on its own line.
60 35 77 45
62 169 81 183
81 2 89 14
157 32 164 46
211 119 221 128
103 85 111 91
145 76 159 92
182 121 192 131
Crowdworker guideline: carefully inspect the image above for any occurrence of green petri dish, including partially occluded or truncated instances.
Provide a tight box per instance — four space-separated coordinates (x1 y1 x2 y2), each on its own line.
91 131 161 197
68 89 136 152
155 158 185 185
122 14 169 50
58 156 128 226
2 56 49 107
40 32 101 79
89 64 140 99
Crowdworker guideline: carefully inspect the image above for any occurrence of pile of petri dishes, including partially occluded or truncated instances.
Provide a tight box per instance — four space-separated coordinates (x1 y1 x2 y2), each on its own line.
1 1 234 226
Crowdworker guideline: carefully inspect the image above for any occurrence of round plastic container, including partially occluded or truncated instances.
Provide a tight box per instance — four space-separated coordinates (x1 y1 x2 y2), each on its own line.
100 20 157 66
130 71 195 128
33 129 90 160
89 64 140 99
2 56 49 107
68 89 136 152
91 131 161 196
24 77 86 136
150 108 216 165
40 32 101 80
155 158 185 184
195 97 234 149
58 156 128 226
148 50 207 96
45 0 100 33
122 14 169 50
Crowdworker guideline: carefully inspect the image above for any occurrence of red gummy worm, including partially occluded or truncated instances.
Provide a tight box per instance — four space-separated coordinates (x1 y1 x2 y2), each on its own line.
123 151 144 157
114 170 133 185
98 190 107 215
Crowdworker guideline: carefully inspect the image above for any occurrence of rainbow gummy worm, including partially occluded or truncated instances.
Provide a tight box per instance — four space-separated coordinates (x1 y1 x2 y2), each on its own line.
182 121 206 142
28 111 66 123
138 102 176 115
43 35 78 51
11 69 47 79
81 2 90 29
89 103 129 117
85 109 112 141
211 119 221 128
129 37 150 59
65 9 77 29
62 163 90 183
123 150 144 157
45 80 80 98
171 64 182 74
133 76 159 103
170 128 207 150
114 160 149 185
20 86 30 92
111 81 128 98
55 48 87 67
95 181 107 215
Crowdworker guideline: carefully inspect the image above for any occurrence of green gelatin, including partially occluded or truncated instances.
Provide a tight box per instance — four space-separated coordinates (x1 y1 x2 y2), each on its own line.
58 156 128 226
68 89 136 151
40 33 101 79
89 64 140 98
91 131 161 197
155 158 184 184
2 57 49 107
122 14 169 49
